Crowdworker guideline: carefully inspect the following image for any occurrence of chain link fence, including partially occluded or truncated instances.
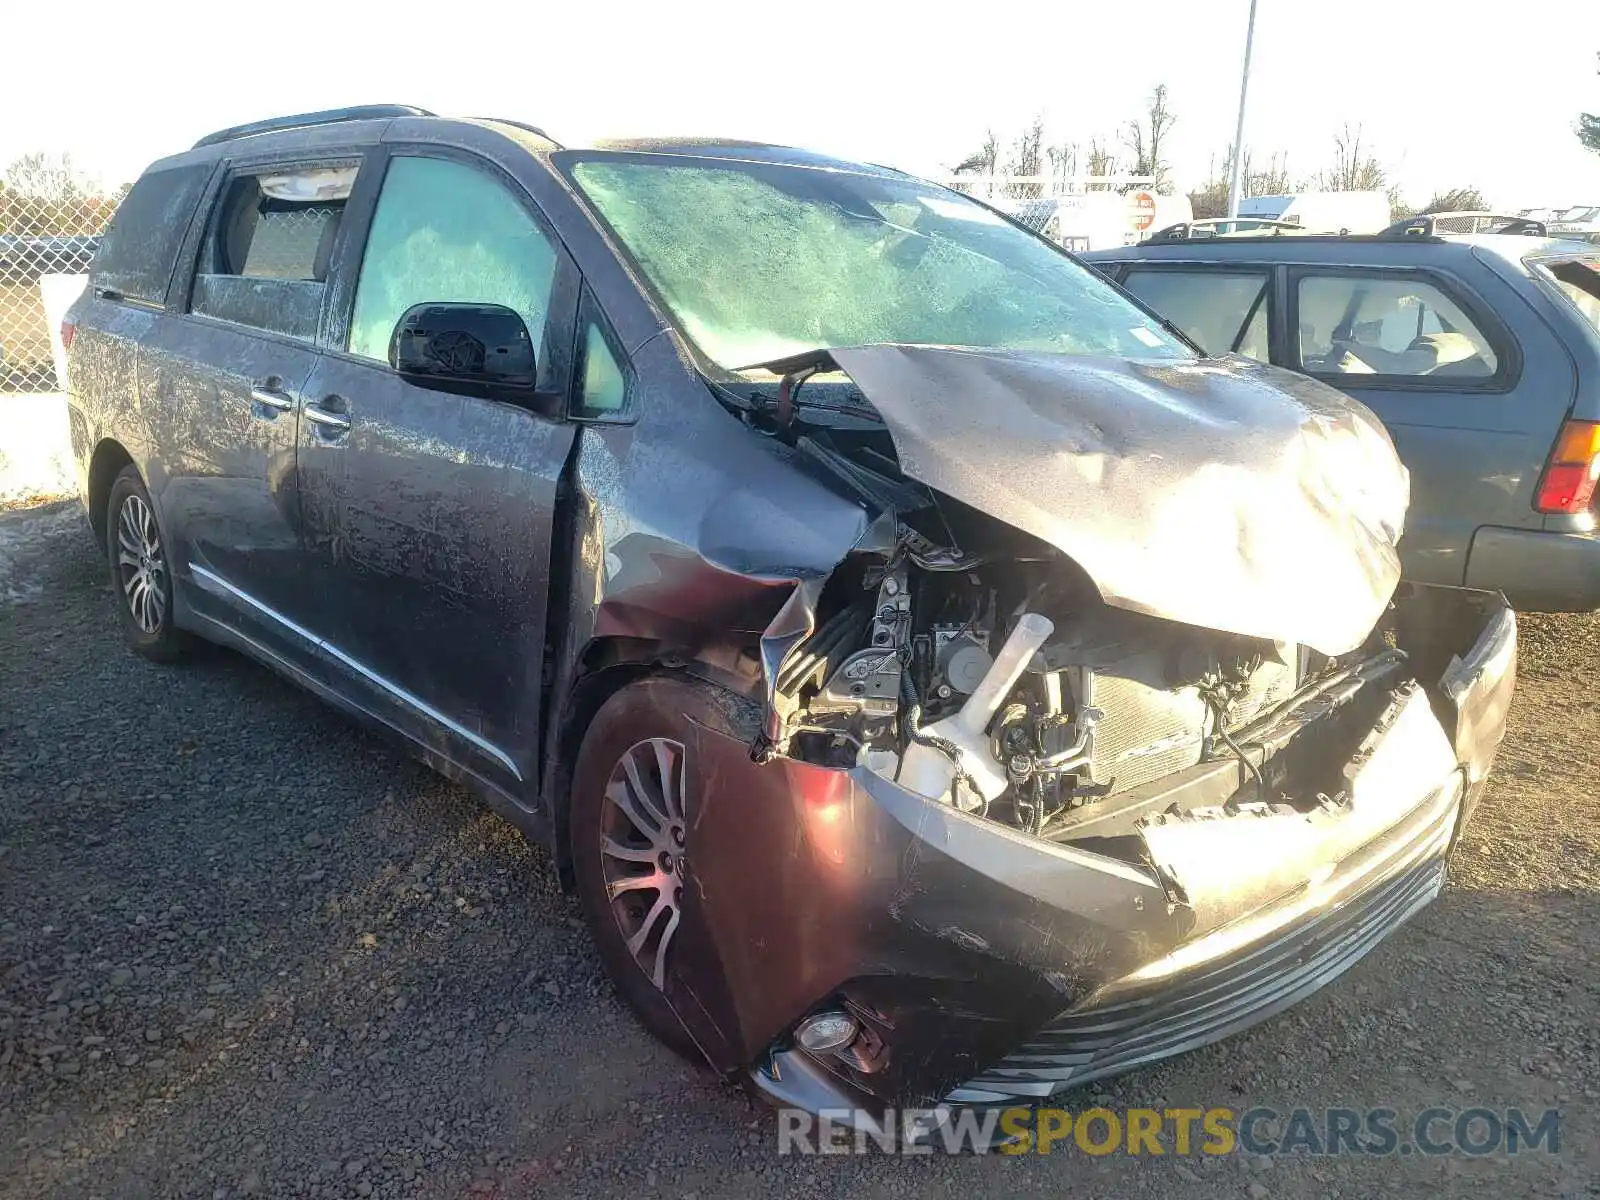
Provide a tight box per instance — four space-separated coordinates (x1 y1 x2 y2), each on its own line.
1 157 121 391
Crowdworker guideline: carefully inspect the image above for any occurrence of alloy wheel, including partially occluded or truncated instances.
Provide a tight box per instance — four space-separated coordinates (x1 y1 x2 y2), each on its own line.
116 494 167 635
599 738 687 990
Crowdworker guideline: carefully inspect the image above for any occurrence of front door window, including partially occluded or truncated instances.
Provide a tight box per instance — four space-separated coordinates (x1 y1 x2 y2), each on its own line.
348 156 560 388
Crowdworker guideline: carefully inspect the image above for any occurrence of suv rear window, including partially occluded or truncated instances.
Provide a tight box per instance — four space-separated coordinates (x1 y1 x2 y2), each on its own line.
1296 273 1499 379
1543 259 1600 338
90 162 212 305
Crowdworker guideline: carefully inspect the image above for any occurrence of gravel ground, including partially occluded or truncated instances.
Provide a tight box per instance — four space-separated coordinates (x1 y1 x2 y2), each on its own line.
1 496 1596 1199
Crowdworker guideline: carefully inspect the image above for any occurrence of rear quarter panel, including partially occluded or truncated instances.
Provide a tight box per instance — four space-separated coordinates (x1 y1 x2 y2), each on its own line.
64 294 165 515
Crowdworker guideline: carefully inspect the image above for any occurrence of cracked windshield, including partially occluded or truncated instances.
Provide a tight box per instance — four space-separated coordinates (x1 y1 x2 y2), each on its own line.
569 157 1187 369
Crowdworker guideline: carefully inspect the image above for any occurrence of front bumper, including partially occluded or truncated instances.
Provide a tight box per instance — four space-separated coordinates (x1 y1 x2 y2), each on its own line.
671 589 1515 1116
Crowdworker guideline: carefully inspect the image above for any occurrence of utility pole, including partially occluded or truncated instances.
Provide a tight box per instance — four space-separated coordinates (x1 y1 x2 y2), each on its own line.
1226 0 1260 219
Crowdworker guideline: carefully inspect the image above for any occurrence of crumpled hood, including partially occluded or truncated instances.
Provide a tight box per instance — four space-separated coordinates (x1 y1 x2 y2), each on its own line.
829 344 1409 657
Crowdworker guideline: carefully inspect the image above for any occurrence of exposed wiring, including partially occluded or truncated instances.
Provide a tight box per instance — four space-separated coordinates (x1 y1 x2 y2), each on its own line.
898 666 987 817
1200 676 1266 792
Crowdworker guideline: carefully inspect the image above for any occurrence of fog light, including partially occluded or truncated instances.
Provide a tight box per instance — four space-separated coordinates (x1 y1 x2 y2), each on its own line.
795 1010 859 1054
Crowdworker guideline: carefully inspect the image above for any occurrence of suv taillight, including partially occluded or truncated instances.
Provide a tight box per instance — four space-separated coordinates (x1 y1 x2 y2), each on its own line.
1534 419 1600 514
59 320 76 351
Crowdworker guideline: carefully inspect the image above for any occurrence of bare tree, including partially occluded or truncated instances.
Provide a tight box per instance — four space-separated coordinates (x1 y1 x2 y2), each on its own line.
1188 146 1291 218
1004 117 1045 198
1314 124 1387 192
953 130 1001 177
1422 186 1490 214
1086 138 1119 191
4 152 91 201
1122 84 1177 193
0 152 124 237
1046 141 1079 184
1580 50 1600 154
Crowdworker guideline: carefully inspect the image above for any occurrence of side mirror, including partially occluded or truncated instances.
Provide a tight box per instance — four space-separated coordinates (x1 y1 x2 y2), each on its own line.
388 302 536 398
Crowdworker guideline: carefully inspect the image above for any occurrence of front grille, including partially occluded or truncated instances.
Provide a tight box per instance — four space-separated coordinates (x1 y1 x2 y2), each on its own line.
945 793 1455 1104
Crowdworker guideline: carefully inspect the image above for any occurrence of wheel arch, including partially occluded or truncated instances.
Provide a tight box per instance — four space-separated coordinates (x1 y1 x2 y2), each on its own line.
545 635 764 890
86 438 136 552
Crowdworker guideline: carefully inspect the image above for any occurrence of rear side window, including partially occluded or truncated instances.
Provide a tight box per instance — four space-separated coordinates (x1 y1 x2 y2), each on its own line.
1543 259 1600 338
1120 269 1271 361
1296 273 1499 380
190 164 357 340
90 162 212 305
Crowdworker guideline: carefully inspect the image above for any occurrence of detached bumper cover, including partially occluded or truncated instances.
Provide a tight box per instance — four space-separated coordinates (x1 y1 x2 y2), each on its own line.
716 593 1515 1113
947 766 1459 1103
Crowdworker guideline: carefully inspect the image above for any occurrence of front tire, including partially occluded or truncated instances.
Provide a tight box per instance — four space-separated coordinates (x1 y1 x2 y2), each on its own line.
106 466 190 662
568 675 755 1064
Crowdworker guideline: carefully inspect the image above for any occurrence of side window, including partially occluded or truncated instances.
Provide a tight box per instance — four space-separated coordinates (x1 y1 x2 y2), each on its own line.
348 156 558 387
190 165 356 340
1236 295 1270 361
1121 269 1272 361
575 321 627 417
92 162 213 305
1296 274 1499 379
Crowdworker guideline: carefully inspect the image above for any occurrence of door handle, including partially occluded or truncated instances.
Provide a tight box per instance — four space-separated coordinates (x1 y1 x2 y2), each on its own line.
249 387 295 412
304 400 351 432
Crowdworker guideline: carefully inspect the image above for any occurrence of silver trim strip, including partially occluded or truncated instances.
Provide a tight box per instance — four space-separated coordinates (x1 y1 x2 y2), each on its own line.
188 562 521 781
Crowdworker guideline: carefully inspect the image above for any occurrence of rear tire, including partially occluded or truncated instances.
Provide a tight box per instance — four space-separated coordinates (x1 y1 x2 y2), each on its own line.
568 675 756 1064
106 466 191 663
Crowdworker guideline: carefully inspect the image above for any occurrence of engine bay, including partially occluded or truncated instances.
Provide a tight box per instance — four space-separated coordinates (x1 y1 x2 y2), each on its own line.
768 520 1394 840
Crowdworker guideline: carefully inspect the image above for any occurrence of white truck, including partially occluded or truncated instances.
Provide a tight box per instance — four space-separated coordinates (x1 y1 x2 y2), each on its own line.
1237 191 1392 234
1547 205 1600 244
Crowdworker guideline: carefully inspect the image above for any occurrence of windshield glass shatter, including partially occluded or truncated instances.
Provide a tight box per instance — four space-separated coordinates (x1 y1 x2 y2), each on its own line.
568 156 1188 369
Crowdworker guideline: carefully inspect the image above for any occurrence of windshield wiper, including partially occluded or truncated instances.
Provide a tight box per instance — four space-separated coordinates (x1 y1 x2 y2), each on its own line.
733 347 841 375
731 348 883 425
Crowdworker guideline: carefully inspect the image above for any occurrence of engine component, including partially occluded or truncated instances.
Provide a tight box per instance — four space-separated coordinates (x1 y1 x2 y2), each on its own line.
812 566 910 718
937 633 993 695
1075 668 1209 796
784 531 1304 834
896 612 1054 810
1046 611 1300 798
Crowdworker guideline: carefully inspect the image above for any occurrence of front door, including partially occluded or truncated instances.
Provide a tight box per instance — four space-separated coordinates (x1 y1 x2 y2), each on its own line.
1117 264 1274 362
296 151 580 797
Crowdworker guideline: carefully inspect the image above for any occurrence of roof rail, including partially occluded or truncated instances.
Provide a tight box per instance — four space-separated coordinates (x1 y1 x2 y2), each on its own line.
476 118 563 148
192 105 436 149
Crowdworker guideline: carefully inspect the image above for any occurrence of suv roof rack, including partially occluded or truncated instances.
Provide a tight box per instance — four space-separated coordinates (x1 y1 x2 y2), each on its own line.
193 105 437 149
1379 212 1548 238
1140 231 1449 247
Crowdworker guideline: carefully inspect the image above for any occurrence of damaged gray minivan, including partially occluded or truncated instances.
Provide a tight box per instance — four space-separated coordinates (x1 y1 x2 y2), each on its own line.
63 107 1516 1124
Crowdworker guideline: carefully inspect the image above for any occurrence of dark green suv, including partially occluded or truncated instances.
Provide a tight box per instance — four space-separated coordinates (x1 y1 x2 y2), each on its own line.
1088 234 1600 610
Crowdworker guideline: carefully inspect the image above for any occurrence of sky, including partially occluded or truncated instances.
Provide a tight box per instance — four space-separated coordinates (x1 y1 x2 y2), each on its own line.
6 0 1599 209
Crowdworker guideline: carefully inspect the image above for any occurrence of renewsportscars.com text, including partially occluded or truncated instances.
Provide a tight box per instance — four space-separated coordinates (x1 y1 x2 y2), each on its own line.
777 1105 1563 1156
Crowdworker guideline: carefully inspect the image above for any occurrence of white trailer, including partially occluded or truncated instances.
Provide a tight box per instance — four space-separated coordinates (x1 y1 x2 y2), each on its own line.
1237 191 1391 234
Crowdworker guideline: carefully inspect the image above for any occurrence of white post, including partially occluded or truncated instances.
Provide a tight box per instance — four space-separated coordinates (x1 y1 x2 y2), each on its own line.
1226 0 1261 219
41 274 88 393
